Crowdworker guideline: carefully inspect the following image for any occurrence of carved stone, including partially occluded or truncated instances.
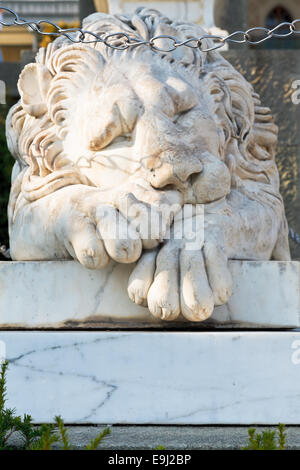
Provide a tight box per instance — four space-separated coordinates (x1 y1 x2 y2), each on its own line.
6 9 290 323
0 260 298 329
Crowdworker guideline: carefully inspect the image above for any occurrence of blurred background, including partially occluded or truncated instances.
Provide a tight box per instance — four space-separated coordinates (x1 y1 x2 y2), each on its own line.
0 0 300 257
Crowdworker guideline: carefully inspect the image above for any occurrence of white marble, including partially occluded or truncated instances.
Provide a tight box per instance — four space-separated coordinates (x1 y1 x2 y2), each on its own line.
2 331 300 424
109 0 210 25
0 260 299 328
6 9 290 324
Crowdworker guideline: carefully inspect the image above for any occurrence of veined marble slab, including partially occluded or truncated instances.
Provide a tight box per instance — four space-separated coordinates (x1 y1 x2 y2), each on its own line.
2 331 300 424
0 260 299 328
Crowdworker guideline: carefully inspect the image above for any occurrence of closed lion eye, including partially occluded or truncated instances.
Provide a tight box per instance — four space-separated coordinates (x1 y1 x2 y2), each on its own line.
172 108 193 125
88 91 140 152
88 106 138 152
165 76 198 115
89 104 122 151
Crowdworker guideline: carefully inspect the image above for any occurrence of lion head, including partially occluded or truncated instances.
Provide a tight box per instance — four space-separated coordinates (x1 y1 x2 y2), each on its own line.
6 7 283 224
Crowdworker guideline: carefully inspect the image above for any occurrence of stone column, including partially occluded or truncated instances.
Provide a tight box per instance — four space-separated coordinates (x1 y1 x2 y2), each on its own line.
203 0 215 29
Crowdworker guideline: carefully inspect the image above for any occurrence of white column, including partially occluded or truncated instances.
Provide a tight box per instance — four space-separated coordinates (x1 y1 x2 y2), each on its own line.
203 0 216 28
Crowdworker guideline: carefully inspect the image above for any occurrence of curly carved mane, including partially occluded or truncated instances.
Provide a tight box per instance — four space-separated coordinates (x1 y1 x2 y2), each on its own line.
6 7 282 221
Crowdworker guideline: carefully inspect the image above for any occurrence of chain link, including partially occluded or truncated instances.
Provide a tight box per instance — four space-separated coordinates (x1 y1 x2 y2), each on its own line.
1 6 300 52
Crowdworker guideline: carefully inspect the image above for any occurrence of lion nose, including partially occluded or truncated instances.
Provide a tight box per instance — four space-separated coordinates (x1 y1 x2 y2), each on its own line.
148 159 203 189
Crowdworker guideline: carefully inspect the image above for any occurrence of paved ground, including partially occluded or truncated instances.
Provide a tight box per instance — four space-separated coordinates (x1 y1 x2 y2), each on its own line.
7 425 300 450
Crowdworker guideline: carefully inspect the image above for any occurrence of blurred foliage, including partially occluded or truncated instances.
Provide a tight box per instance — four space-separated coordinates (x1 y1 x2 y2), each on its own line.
0 99 16 250
39 21 80 48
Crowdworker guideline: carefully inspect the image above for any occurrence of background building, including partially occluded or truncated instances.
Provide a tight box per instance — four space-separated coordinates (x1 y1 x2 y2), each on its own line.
215 0 300 49
1 0 80 61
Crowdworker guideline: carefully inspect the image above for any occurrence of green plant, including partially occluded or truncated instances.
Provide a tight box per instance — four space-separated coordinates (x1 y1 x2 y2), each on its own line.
243 424 286 450
0 360 111 450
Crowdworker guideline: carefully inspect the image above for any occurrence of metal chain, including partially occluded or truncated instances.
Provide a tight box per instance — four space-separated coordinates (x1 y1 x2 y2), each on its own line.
1 6 300 52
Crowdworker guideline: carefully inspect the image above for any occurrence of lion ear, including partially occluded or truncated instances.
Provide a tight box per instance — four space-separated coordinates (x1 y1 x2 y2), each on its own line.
18 63 52 117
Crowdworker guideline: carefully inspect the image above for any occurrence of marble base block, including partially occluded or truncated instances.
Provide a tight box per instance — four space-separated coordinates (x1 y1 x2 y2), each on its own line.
2 331 300 424
0 260 299 328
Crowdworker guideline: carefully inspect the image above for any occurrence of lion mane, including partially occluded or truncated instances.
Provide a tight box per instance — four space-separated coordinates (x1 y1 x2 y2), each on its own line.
6 7 284 227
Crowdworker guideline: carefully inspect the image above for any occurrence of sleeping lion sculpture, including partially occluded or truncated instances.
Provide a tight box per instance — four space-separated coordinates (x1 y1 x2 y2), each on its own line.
6 8 290 322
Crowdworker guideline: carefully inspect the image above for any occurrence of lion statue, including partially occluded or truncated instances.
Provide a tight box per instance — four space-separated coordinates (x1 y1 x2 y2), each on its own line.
6 8 290 322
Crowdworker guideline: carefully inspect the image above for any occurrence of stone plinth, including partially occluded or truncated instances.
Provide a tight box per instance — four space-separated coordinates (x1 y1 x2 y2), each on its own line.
1 330 300 424
0 260 299 329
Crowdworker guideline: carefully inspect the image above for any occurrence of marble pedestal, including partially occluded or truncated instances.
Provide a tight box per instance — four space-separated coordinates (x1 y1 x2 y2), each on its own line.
1 330 300 424
0 260 299 328
1 260 300 425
